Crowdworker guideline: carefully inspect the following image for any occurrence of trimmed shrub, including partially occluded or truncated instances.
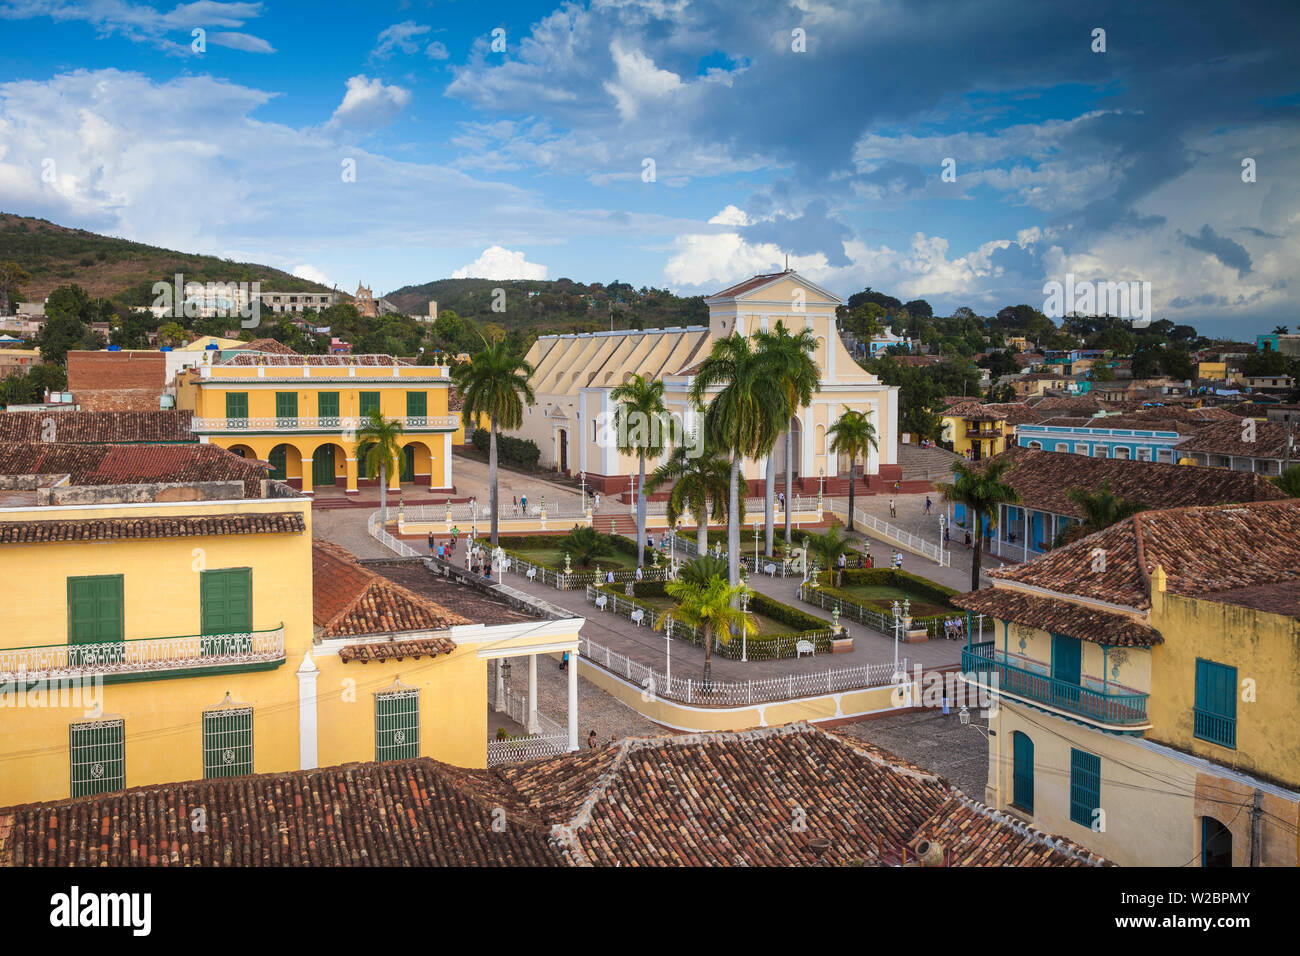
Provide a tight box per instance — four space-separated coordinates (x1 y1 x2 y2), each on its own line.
471 427 541 468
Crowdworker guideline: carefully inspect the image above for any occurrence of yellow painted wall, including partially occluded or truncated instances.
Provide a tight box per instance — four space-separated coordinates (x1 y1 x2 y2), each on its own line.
941 415 1008 459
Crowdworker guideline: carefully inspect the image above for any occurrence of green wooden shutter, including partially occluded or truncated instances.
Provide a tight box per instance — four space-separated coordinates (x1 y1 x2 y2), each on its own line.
70 718 125 797
67 575 124 667
359 392 381 418
1069 748 1101 826
201 569 252 655
406 391 427 420
275 391 298 423
318 391 340 420
203 707 254 778
1194 659 1237 748
375 690 419 761
267 445 287 480
225 392 248 428
1012 731 1034 814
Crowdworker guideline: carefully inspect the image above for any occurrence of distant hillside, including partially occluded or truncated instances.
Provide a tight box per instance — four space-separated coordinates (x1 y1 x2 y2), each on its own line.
0 212 334 306
385 277 708 334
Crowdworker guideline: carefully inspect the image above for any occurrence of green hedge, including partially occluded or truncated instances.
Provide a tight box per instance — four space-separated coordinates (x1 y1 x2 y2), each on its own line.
471 427 541 468
835 567 960 605
497 532 649 566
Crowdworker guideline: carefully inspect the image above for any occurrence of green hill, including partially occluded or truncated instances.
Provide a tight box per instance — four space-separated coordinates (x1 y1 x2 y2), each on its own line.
0 212 333 306
384 277 708 334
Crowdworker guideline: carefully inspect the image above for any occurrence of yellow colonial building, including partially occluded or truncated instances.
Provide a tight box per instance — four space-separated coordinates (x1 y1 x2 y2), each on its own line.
0 440 583 807
513 270 901 496
940 399 1010 461
955 500 1300 867
177 352 460 494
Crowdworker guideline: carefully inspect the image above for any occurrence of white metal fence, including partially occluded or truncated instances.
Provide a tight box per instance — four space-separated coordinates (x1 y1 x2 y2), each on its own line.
508 553 674 590
488 684 568 766
822 500 950 567
798 582 954 640
402 501 588 523
368 511 421 557
577 634 902 705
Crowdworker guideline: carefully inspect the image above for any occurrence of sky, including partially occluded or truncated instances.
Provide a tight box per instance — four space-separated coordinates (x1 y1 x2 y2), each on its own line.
0 0 1297 336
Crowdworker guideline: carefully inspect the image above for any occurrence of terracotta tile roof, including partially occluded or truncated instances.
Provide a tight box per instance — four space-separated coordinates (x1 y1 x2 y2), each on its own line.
223 352 410 367
977 446 1287 519
983 403 1044 425
0 759 560 866
369 561 536 626
0 725 1108 867
942 399 1004 421
0 411 195 444
988 499 1300 611
0 442 269 497
953 587 1162 646
312 540 470 639
236 337 298 355
1034 414 1199 435
0 512 305 545
1026 395 1104 414
898 354 944 366
498 725 1107 866
1197 580 1300 618
338 637 457 663
707 271 791 299
1173 418 1295 458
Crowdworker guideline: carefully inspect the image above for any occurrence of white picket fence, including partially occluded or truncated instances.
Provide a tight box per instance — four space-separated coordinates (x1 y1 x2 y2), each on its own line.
577 634 903 705
508 553 674 590
368 511 421 557
403 501 588 523
488 684 568 766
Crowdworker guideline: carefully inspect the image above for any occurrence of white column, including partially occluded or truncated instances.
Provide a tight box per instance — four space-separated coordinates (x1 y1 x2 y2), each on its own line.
994 504 1002 556
296 651 319 770
494 659 506 713
1024 512 1030 561
527 654 539 734
442 433 452 488
567 646 579 751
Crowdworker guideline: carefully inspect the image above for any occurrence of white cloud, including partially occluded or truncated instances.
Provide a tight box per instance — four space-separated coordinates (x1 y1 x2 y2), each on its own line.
603 40 683 121
707 204 750 226
292 264 335 287
325 75 411 132
425 41 449 60
209 31 276 54
371 20 431 60
0 0 274 55
451 246 548 280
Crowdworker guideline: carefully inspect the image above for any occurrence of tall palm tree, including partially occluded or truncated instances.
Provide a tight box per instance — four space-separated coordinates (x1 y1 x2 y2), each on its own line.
826 408 878 532
644 439 735 556
690 334 785 588
357 409 404 527
937 458 1021 592
610 373 669 566
451 338 536 546
753 321 820 556
663 557 755 687
1054 479 1148 546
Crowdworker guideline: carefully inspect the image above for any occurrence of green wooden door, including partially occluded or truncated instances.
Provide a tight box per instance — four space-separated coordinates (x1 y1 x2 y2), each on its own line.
400 444 414 482
201 569 252 655
268 445 287 480
225 392 248 429
1051 633 1082 708
275 391 298 425
313 444 336 486
67 575 124 666
1012 731 1034 813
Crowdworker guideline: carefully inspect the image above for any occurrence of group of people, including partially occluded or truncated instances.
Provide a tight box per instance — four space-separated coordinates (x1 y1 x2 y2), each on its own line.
943 617 966 641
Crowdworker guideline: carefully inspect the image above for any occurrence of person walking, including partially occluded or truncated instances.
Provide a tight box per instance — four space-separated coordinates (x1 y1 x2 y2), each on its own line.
924 496 932 515
520 494 528 513
889 497 897 518
427 532 435 551
588 730 598 749
594 491 601 511
964 530 971 549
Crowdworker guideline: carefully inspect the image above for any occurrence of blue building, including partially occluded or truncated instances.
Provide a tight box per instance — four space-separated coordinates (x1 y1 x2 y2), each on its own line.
1016 421 1187 463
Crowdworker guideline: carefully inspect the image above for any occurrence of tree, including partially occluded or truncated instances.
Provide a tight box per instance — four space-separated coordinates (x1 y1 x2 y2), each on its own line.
358 409 404 527
0 261 31 316
611 373 669 566
451 338 535 546
644 441 734 556
1087 360 1116 382
936 458 1021 592
1272 464 1300 498
1056 479 1148 545
826 408 878 532
156 321 188 347
559 525 615 567
663 558 755 687
802 525 854 586
753 320 820 555
690 334 785 589
1273 326 1290 335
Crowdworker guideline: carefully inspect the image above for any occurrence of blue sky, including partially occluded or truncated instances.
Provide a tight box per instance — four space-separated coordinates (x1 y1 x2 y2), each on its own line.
1 0 1297 336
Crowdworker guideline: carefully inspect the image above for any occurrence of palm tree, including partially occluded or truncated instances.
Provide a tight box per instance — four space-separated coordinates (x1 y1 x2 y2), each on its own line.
1064 479 1148 538
610 373 669 566
357 409 404 527
451 338 535 546
826 408 878 532
644 439 734 557
802 525 855 586
753 321 820 556
936 458 1021 592
676 553 729 587
559 525 615 567
690 334 785 588
1273 325 1290 335
663 557 755 687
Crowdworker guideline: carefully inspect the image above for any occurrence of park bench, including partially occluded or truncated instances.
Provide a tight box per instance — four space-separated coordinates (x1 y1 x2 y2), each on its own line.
525 566 537 582
594 593 608 611
796 639 815 658
630 608 645 627
764 562 777 577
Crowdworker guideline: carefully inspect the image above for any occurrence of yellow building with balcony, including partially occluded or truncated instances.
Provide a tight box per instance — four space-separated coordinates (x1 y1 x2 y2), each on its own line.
940 399 1009 461
0 441 583 807
177 353 460 495
955 500 1300 867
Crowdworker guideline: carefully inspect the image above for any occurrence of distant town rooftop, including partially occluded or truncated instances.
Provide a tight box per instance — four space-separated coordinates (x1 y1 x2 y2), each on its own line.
0 410 195 444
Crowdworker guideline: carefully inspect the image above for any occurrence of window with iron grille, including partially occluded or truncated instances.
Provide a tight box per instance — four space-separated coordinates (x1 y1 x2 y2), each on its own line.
202 706 254 778
70 718 125 798
375 689 419 761
1069 748 1101 827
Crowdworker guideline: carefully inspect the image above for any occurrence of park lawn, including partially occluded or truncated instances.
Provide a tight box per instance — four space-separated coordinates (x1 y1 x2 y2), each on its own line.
617 592 800 637
830 582 955 618
512 547 641 572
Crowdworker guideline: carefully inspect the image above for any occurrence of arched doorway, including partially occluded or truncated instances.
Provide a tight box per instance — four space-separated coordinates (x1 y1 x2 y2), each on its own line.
1201 816 1232 867
558 428 569 474
402 441 432 486
226 443 255 459
267 443 301 483
312 443 343 487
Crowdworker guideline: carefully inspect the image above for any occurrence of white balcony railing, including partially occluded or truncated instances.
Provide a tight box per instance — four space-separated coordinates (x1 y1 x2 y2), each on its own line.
190 415 460 432
0 626 286 680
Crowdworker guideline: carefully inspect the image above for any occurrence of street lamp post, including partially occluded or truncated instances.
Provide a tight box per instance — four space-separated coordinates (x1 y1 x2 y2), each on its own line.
740 590 749 662
753 520 760 567
665 615 673 687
